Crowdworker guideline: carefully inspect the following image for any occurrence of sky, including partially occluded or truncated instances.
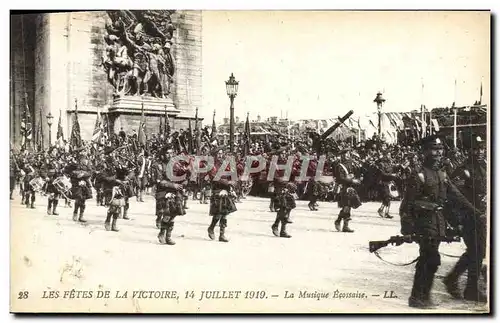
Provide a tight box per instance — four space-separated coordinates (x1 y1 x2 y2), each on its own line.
200 11 490 123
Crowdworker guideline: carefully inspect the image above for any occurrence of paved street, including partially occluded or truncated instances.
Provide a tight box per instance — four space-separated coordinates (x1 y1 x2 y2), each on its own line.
10 191 488 313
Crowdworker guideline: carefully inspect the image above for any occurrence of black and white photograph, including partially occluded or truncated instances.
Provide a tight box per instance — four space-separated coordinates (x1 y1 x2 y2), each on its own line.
8 9 490 314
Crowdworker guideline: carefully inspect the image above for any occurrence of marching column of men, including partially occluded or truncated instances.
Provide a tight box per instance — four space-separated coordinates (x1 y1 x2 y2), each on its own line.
9 131 488 308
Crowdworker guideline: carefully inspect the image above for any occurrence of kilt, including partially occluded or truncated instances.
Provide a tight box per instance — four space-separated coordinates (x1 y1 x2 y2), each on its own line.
338 186 362 209
108 197 125 214
156 194 185 217
209 195 237 216
71 184 92 200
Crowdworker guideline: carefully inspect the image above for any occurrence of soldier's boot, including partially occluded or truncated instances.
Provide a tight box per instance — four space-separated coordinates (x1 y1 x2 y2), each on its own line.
410 262 438 308
47 199 53 215
72 202 79 221
157 227 167 244
342 218 354 233
219 218 229 242
78 204 87 223
279 221 292 238
104 212 112 231
285 215 293 224
443 255 468 299
183 199 189 210
269 199 275 212
111 217 119 232
165 223 176 245
52 200 59 216
308 201 314 211
377 207 385 218
208 216 218 240
155 215 162 229
334 218 342 232
464 271 487 302
10 190 13 200
139 190 144 203
30 195 36 209
122 205 130 220
271 216 280 237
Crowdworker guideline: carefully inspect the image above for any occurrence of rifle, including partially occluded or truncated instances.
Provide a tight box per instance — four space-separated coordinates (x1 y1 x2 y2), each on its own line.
369 232 461 253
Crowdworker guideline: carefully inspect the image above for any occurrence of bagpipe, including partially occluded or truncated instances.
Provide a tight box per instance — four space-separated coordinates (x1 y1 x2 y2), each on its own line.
369 229 461 254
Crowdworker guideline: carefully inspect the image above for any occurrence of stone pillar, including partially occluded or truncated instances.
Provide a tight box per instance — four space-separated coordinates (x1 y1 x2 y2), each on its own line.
172 11 202 119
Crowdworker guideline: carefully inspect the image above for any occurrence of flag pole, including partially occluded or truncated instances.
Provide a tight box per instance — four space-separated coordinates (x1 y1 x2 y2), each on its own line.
453 79 458 148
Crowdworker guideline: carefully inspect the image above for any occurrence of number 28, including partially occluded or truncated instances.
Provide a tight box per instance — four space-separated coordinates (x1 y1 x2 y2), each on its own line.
18 291 29 299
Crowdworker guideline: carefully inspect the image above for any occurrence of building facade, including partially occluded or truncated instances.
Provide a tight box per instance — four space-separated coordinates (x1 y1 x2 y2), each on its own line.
10 10 202 148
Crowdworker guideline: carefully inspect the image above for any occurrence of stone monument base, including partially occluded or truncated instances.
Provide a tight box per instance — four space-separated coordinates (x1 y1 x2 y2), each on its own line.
108 95 181 134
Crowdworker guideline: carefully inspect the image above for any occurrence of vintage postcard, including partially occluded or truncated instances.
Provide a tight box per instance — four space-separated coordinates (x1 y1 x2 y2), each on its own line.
9 10 490 314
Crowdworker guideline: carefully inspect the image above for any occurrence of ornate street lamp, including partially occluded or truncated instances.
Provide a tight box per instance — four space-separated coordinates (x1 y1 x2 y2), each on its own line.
225 73 239 153
46 111 54 146
373 92 386 138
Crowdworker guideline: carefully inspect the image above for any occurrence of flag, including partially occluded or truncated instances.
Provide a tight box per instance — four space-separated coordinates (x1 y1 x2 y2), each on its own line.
479 81 483 105
188 119 193 154
211 110 217 140
138 101 146 147
20 94 33 150
92 106 102 143
159 114 164 135
194 107 201 153
37 109 44 151
164 105 170 137
70 99 82 149
56 109 64 147
244 112 251 155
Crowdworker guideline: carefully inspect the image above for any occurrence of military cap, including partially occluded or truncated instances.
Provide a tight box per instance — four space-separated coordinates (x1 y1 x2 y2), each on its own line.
465 134 486 149
419 134 444 150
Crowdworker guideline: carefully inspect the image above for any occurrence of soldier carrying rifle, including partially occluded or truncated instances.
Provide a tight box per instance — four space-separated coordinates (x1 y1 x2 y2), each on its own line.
399 134 485 309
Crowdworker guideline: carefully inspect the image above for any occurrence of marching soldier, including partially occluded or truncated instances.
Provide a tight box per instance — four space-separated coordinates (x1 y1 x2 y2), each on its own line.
271 182 296 238
22 158 38 209
45 159 62 216
333 149 362 233
400 135 485 308
136 150 152 202
101 150 122 231
154 148 186 245
208 178 237 243
443 135 488 302
377 152 395 219
67 150 93 223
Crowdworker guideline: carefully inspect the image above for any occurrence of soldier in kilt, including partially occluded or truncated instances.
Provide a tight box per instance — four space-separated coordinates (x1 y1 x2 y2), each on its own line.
271 182 297 238
208 179 237 243
156 180 185 245
22 161 37 209
333 149 362 233
67 151 93 223
45 160 62 216
101 155 126 232
155 153 187 245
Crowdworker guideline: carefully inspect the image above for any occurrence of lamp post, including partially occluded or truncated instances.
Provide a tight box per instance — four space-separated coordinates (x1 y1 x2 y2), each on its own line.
225 73 239 153
46 111 54 146
373 92 385 138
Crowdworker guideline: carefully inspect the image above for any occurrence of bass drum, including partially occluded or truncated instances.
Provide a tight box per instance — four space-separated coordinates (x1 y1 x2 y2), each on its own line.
241 177 254 197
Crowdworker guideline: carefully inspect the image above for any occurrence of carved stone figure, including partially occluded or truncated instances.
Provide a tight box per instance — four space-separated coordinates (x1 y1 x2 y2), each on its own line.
102 10 177 97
